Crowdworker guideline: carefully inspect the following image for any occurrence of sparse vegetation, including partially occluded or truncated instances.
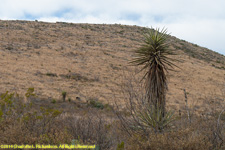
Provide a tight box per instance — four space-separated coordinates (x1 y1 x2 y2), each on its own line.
0 83 225 149
113 74 225 149
0 20 224 149
0 91 119 149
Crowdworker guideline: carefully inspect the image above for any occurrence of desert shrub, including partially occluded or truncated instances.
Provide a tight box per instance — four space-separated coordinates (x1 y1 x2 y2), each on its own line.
89 98 104 109
0 90 120 149
0 91 71 145
114 72 225 149
117 141 125 150
127 127 212 150
124 112 225 150
63 113 118 149
25 87 36 98
0 88 224 150
51 99 56 104
25 87 36 102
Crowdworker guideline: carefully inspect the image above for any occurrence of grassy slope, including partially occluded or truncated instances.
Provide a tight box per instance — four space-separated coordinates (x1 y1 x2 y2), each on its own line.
0 20 224 113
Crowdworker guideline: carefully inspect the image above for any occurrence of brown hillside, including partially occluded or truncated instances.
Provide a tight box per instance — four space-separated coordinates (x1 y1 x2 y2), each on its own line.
0 20 224 112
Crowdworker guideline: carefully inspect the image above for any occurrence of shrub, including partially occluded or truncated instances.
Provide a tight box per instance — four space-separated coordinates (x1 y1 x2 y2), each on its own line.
0 90 120 149
51 99 56 104
25 87 36 98
0 91 70 145
126 126 212 150
89 99 104 109
117 141 125 150
62 91 67 102
64 113 117 149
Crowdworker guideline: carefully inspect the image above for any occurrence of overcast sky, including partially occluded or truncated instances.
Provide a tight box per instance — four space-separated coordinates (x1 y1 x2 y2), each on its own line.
1 0 225 55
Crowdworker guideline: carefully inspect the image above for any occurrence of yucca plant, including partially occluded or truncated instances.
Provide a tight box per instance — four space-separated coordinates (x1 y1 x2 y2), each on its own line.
62 91 67 102
131 28 177 117
137 105 174 133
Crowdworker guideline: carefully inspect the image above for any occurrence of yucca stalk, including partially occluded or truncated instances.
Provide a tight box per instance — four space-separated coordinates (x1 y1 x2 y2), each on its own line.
131 28 177 117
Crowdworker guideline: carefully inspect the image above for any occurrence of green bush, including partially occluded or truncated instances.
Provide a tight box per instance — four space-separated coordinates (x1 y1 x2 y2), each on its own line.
89 100 104 109
25 87 36 98
51 99 56 104
0 90 68 145
117 141 125 150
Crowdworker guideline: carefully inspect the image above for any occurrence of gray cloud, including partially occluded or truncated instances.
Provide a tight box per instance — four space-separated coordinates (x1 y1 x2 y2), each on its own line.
0 0 224 55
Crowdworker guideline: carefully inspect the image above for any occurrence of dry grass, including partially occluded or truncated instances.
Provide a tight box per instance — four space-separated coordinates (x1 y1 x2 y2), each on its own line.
125 114 225 150
113 74 225 150
0 87 224 150
0 91 121 149
0 20 224 112
0 20 224 149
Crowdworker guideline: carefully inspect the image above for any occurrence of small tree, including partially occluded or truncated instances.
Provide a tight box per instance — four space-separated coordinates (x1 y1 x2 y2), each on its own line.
131 28 177 116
